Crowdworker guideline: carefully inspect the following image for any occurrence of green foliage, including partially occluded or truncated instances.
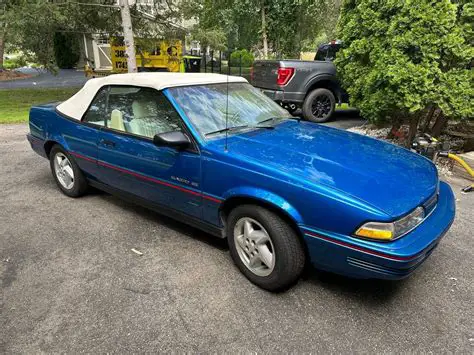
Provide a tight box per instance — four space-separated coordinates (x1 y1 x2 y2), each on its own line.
53 32 80 69
230 49 255 67
266 0 340 58
191 27 228 51
182 0 260 51
1 0 341 66
336 0 474 125
3 54 27 69
186 0 341 57
0 1 147 71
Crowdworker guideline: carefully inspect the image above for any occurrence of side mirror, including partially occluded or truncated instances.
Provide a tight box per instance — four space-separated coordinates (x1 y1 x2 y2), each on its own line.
153 131 190 150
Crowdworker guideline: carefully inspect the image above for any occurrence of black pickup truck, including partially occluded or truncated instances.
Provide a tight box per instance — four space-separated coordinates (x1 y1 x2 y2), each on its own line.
251 42 348 123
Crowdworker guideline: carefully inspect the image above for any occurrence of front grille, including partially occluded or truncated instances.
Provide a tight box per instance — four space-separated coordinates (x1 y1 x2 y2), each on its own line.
347 242 439 276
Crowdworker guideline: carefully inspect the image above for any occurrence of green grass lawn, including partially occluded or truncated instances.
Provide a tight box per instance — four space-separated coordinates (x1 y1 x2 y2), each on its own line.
0 87 79 123
336 103 352 110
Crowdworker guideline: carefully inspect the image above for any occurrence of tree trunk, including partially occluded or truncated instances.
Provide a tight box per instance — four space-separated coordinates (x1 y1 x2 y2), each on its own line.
0 30 5 71
431 112 448 137
387 122 401 140
261 0 268 59
386 116 402 140
119 0 137 73
406 115 420 148
421 105 436 134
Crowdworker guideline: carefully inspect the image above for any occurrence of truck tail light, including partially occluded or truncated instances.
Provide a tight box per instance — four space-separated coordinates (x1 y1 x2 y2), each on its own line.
277 67 294 86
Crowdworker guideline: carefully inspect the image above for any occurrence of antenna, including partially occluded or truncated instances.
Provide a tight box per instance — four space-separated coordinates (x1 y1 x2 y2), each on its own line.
224 69 229 152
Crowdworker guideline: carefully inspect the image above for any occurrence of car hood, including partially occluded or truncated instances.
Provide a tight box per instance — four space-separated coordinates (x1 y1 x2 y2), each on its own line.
215 120 438 218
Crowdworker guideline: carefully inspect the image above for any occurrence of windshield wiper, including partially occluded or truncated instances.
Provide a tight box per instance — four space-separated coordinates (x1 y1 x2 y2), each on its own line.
205 125 249 136
205 124 274 137
257 116 297 125
253 125 274 129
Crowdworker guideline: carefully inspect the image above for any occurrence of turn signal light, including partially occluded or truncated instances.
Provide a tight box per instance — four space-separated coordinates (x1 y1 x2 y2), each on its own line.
355 224 394 240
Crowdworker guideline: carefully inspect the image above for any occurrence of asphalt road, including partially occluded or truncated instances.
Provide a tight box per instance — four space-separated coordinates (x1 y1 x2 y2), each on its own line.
1 123 473 353
0 69 88 90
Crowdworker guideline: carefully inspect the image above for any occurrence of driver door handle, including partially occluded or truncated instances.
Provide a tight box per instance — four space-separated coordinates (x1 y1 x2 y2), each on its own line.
100 139 116 148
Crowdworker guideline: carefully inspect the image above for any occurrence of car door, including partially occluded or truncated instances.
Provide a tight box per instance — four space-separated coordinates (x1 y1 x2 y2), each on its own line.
96 85 202 219
65 86 109 180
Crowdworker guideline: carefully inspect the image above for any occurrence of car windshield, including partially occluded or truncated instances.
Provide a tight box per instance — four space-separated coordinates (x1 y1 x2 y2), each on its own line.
168 83 291 137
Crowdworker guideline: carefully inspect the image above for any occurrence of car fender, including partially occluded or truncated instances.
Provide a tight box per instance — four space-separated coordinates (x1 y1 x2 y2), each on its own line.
220 186 304 225
43 132 70 155
303 74 341 98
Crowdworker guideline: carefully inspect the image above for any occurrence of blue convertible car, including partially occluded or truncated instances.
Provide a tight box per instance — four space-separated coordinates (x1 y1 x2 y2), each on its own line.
27 73 455 291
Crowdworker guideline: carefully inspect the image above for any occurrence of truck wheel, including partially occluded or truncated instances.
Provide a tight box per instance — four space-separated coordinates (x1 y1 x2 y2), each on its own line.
50 145 88 197
302 88 335 123
227 205 306 292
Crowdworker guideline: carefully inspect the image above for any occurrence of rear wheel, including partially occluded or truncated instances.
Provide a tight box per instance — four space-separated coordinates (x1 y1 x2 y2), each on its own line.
227 205 306 292
49 145 88 197
302 88 336 123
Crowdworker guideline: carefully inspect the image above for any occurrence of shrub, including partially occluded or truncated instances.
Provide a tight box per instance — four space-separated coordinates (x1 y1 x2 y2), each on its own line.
336 0 473 142
3 56 28 69
229 49 255 67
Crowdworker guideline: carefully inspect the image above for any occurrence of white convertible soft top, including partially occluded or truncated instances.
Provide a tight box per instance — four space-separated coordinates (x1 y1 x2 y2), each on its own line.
56 72 248 121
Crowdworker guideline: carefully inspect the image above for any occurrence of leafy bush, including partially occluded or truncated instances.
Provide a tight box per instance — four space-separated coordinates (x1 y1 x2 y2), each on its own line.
229 49 255 67
336 0 473 141
3 56 28 69
53 32 80 69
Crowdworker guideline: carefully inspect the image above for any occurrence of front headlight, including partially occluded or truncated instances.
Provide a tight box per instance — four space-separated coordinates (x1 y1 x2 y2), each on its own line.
355 207 425 241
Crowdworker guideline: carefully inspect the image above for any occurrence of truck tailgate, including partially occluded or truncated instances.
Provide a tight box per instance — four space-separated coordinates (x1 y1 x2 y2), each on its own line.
252 61 280 90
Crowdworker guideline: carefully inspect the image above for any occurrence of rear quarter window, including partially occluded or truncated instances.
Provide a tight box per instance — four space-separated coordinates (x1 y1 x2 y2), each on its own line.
82 87 108 125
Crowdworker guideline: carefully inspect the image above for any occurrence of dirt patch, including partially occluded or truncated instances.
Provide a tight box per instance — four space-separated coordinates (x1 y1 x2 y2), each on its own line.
348 122 473 152
0 70 33 81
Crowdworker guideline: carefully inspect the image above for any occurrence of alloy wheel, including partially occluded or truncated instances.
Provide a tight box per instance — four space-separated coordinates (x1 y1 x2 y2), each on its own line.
233 217 275 277
311 94 331 118
54 152 75 190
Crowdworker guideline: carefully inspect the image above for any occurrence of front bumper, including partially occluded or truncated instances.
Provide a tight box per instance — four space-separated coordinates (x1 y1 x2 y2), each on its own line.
301 181 456 280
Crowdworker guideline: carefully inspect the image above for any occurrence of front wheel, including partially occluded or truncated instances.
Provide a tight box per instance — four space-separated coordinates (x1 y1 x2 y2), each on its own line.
49 145 88 197
302 88 336 123
227 205 306 292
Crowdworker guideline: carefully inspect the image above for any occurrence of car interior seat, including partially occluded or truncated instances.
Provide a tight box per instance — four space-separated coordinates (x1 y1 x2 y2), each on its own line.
130 100 160 138
109 109 125 131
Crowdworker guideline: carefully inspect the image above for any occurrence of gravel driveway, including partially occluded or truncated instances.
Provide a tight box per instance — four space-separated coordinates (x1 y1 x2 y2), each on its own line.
1 123 473 353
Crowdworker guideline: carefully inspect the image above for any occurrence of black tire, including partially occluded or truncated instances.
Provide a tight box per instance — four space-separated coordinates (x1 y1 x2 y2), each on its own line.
49 145 88 197
302 88 336 123
227 205 306 292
